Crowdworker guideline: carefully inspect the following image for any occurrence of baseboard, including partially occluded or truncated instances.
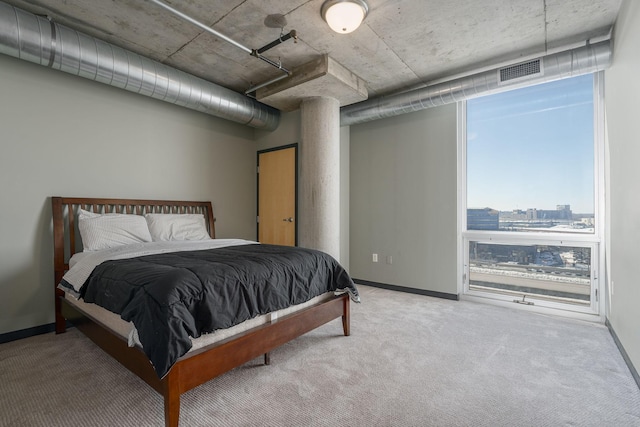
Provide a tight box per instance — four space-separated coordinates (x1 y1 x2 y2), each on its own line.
0 322 73 344
354 279 459 301
0 323 56 344
606 318 640 390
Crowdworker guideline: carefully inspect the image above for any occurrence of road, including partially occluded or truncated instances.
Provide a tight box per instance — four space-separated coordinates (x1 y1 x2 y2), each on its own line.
470 271 590 296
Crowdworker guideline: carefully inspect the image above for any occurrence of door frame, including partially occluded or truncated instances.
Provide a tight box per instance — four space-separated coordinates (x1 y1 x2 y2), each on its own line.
256 143 299 245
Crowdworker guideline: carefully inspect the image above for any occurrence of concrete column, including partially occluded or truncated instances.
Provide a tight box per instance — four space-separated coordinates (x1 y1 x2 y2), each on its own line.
299 96 340 261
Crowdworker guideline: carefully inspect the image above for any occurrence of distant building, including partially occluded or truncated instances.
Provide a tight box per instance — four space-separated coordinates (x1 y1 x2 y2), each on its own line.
511 209 527 220
555 205 573 220
467 208 499 230
499 209 527 220
580 217 594 226
525 205 572 220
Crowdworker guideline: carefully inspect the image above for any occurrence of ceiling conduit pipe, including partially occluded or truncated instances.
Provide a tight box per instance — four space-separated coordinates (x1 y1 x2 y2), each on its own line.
340 39 611 127
0 1 280 130
148 0 294 81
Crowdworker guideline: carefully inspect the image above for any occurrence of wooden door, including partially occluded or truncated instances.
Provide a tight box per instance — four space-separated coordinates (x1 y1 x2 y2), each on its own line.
257 145 297 246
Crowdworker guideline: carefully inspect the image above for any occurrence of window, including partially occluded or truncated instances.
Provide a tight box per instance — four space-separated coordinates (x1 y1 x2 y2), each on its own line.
461 74 603 317
468 242 592 307
466 75 595 233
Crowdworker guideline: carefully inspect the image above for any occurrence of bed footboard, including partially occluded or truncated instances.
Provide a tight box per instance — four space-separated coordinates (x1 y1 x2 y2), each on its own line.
60 291 349 427
161 293 349 427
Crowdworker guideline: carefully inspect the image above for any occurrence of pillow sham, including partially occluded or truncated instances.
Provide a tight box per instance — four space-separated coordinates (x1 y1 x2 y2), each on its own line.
144 213 211 241
78 209 152 251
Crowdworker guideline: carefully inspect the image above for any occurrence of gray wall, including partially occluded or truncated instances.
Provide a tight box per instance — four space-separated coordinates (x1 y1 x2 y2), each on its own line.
339 125 350 272
604 0 640 373
254 110 301 152
349 104 458 295
0 54 256 335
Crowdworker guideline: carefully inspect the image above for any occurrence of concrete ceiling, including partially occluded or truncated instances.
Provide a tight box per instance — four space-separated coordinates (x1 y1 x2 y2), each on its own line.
2 0 622 109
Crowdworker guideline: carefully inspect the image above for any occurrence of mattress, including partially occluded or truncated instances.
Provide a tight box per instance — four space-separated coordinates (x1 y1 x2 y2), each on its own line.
63 290 332 356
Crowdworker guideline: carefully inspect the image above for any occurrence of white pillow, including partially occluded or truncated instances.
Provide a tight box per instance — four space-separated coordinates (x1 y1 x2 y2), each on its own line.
144 213 211 242
78 209 152 251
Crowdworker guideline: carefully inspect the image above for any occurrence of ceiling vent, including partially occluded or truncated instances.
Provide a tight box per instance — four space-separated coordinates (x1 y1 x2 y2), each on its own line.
498 59 543 85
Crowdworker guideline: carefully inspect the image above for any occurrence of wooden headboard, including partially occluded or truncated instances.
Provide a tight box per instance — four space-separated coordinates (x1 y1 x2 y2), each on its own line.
51 197 216 288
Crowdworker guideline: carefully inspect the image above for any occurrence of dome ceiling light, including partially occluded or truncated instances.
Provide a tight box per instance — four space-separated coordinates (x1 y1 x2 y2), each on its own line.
321 0 369 34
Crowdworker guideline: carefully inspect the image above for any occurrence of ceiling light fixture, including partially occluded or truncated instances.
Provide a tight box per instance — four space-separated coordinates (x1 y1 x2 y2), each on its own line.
321 0 369 34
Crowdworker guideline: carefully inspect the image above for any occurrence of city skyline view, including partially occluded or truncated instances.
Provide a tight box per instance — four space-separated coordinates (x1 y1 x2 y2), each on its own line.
467 203 595 216
467 204 594 216
467 203 595 233
466 74 595 214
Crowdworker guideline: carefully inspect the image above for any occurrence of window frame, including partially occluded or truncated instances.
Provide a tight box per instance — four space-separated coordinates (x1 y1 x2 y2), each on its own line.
457 72 606 321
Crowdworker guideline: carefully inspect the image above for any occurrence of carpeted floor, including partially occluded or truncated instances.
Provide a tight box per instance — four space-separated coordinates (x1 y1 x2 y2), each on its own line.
1 285 639 426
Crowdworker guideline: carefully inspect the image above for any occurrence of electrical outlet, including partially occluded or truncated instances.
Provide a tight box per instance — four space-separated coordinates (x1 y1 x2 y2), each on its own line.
386 255 393 265
372 253 378 263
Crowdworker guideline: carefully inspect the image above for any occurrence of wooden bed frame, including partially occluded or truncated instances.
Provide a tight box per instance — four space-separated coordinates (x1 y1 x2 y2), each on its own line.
52 197 350 427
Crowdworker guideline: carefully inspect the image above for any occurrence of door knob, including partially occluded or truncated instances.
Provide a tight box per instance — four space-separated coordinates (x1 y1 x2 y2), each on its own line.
282 217 294 222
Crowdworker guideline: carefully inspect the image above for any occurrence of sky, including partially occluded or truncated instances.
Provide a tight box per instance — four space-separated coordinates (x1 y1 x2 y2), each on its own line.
466 74 595 214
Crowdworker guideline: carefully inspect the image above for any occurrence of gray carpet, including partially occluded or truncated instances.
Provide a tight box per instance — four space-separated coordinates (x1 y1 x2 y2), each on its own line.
1 285 639 426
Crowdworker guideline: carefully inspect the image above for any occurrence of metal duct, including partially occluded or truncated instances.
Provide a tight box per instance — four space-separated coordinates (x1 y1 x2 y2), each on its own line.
341 40 611 126
0 1 280 130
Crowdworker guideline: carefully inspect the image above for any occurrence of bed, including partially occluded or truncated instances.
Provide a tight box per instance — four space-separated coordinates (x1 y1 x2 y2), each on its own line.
52 196 358 427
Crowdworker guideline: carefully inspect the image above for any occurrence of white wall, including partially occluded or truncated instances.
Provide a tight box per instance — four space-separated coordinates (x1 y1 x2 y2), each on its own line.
349 104 458 295
0 54 256 335
604 0 640 373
